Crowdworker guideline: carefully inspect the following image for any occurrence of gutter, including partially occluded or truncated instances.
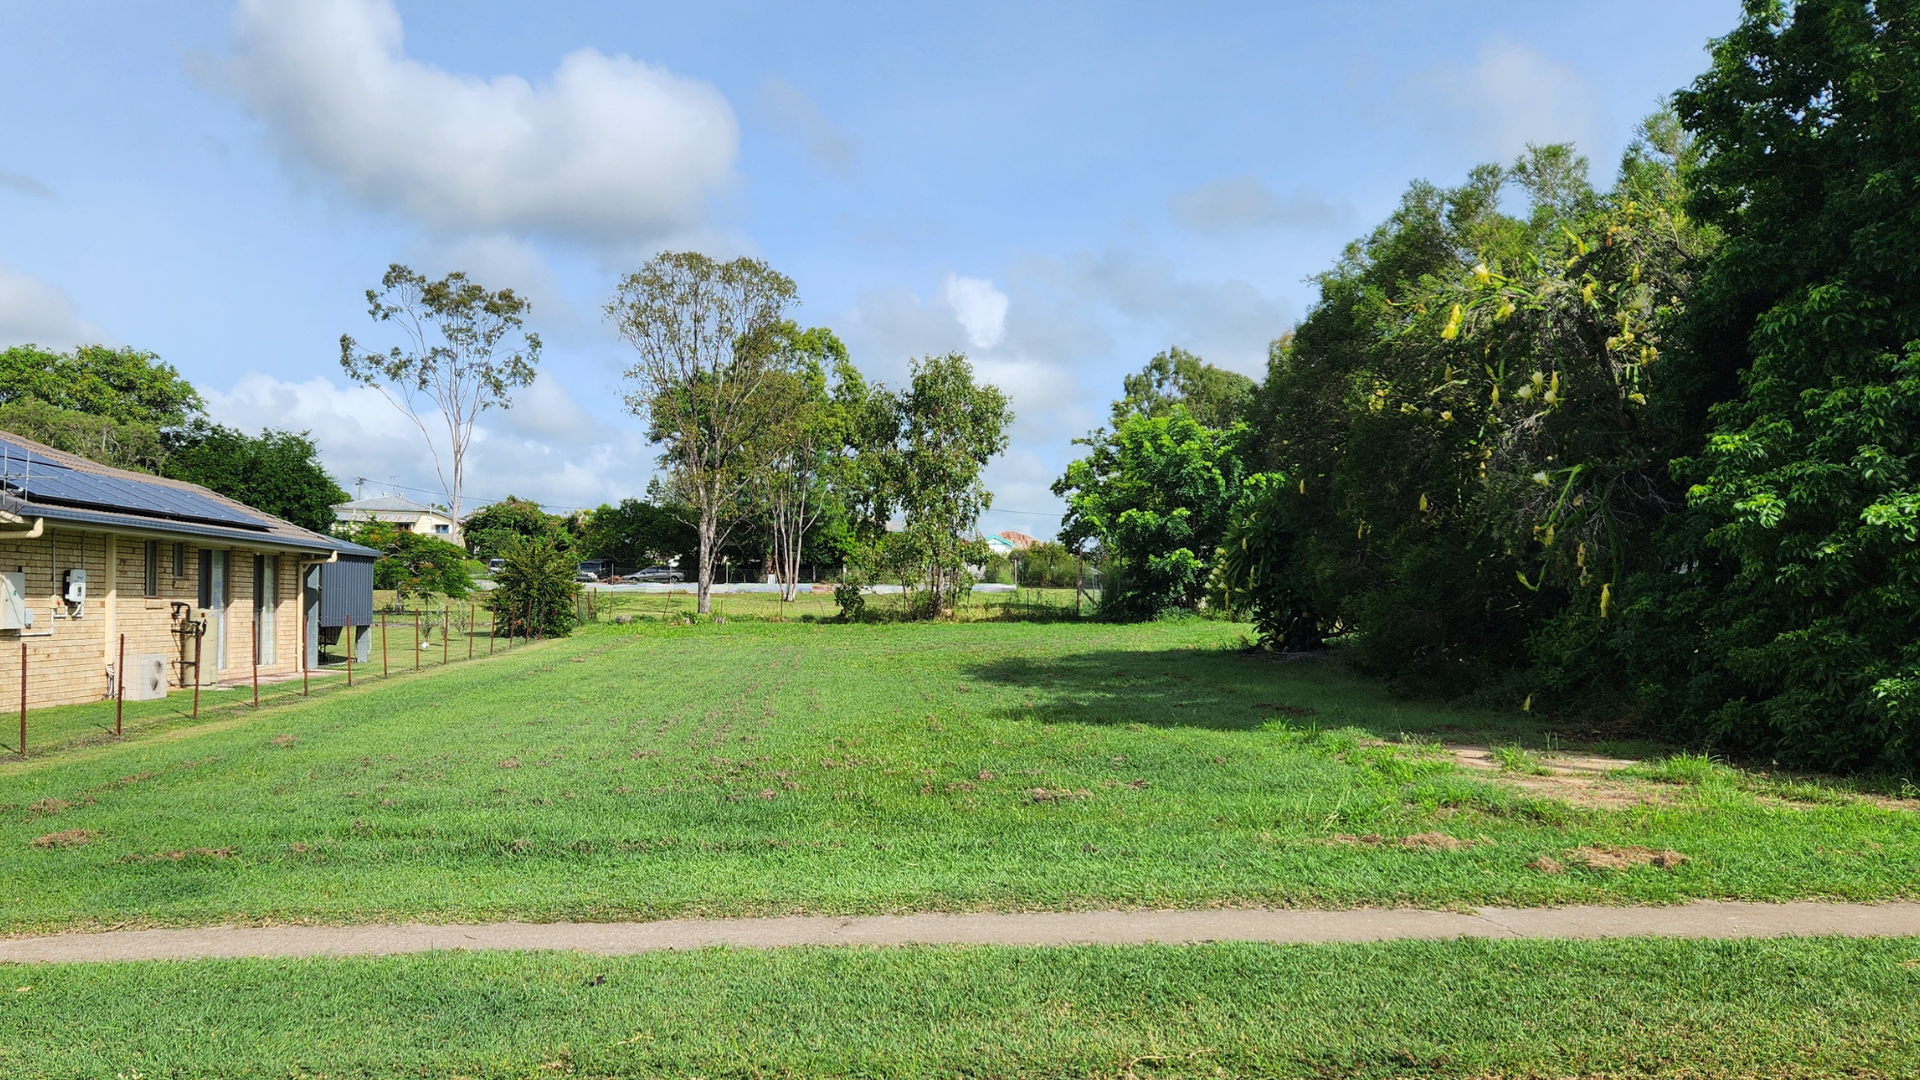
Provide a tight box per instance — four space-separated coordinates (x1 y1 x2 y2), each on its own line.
0 517 44 539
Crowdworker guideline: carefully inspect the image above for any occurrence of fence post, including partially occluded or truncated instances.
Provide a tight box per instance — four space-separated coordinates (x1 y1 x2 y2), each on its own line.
414 612 421 670
468 604 475 660
381 615 389 678
442 609 449 666
18 641 25 756
195 625 205 716
488 604 496 655
250 627 259 709
117 633 127 735
345 627 353 687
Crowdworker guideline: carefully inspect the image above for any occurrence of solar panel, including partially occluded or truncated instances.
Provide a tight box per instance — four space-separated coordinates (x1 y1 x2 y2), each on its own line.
0 438 271 530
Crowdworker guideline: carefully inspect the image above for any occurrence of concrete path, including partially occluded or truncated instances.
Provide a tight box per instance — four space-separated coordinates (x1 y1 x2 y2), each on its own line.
4 901 1917 964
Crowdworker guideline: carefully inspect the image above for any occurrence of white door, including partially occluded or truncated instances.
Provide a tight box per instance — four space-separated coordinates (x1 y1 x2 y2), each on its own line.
256 554 277 666
211 550 228 671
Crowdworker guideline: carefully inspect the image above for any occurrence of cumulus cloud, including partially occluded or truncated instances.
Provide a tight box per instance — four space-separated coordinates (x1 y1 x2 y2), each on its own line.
943 275 1009 349
0 260 109 350
202 369 651 513
753 76 856 174
1406 39 1605 158
217 0 738 243
1169 175 1347 233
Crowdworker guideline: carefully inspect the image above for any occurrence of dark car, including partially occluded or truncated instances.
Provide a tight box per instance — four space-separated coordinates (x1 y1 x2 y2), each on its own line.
577 558 614 581
628 565 684 583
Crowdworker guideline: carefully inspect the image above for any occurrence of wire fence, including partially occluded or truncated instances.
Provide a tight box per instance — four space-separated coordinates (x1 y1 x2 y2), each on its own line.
9 593 605 759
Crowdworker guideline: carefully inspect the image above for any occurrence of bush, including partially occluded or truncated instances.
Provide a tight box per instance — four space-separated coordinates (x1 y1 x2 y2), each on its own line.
488 538 581 638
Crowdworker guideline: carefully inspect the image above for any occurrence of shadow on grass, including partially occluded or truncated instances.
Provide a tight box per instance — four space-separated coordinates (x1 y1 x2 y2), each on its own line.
961 646 1600 745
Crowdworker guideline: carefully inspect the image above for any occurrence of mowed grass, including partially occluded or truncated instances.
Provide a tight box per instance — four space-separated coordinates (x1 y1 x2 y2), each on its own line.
0 615 1916 933
4 937 1919 1078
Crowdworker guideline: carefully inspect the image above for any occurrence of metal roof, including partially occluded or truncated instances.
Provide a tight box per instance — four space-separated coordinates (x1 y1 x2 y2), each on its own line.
332 494 443 514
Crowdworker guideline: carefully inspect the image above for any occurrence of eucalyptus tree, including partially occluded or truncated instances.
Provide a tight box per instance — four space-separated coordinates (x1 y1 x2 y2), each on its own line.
606 252 799 614
340 264 541 532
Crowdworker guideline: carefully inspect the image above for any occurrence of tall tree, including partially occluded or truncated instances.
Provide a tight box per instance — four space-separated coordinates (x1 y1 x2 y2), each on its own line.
1111 346 1255 429
879 353 1011 618
758 324 866 601
0 344 203 427
340 265 541 535
606 252 800 614
461 495 568 559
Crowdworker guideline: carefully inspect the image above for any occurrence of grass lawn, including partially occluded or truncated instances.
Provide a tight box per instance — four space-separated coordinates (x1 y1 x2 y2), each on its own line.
0 609 1916 933
4 937 1918 1078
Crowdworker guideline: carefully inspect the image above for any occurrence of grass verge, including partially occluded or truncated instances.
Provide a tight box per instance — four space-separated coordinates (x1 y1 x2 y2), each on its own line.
3 937 1917 1078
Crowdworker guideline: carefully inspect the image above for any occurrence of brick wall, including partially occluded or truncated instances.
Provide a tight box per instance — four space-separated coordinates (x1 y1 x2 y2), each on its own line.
0 530 318 710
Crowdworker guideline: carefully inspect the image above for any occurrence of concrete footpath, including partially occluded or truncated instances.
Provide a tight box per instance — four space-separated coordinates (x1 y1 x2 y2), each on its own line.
4 901 1917 964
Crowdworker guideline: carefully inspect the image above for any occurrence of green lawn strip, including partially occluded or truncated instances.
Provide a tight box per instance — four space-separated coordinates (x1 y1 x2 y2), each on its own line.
3 937 1917 1078
1 619 1915 933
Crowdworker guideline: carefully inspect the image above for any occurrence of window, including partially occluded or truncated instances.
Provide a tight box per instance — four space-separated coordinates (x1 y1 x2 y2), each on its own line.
434 523 450 534
173 542 186 578
144 540 159 597
197 550 213 609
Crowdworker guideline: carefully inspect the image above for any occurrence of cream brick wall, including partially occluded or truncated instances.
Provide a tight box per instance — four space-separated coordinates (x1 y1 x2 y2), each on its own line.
0 530 319 710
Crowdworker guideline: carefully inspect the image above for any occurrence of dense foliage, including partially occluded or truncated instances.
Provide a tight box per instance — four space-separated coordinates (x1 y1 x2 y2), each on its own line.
162 423 350 533
488 536 582 638
576 498 697 569
349 521 474 602
0 344 203 427
463 495 572 560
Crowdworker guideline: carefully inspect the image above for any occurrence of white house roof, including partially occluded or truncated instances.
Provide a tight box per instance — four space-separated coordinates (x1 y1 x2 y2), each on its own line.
332 495 442 515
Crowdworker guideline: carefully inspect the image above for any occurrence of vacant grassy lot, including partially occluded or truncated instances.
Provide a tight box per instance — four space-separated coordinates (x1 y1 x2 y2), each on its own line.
0 615 1916 933
4 937 1917 1078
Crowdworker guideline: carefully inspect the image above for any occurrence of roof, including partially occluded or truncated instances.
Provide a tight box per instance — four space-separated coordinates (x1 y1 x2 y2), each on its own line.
997 531 1040 550
332 494 445 515
0 429 378 557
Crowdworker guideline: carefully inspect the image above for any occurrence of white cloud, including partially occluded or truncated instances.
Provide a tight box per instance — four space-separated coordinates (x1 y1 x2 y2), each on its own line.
0 260 109 350
753 76 856 174
943 275 1008 349
1169 176 1347 233
218 0 738 243
1408 39 1604 158
202 369 650 513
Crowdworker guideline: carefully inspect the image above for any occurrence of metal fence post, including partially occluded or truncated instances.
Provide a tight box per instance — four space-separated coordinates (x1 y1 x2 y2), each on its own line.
442 609 449 665
345 627 353 687
195 625 205 716
381 615 389 677
413 611 421 670
117 633 127 735
468 604 475 660
18 642 25 756
488 605 496 655
250 628 259 708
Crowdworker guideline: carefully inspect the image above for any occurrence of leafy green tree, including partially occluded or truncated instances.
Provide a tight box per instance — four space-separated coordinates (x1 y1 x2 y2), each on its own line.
1112 347 1255 429
607 252 800 614
1056 408 1247 619
0 398 167 472
1661 0 1920 768
577 498 697 568
874 353 1012 617
462 495 568 560
348 521 473 602
161 422 349 533
0 344 203 427
488 537 581 638
757 324 869 600
341 265 542 532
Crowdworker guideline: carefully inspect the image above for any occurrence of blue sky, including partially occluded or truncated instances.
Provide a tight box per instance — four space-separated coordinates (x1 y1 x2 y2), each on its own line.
0 0 1739 537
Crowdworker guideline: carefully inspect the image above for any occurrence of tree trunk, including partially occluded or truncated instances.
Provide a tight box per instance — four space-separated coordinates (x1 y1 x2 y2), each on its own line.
696 507 716 614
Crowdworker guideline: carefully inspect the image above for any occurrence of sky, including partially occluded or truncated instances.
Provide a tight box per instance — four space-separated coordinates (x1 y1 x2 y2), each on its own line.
0 0 1741 539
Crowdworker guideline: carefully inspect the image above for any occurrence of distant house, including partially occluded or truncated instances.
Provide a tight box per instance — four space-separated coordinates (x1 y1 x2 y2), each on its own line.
0 430 377 711
331 494 460 542
984 530 1040 557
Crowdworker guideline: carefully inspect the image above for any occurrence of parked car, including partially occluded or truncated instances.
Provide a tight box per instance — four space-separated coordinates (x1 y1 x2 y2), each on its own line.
578 558 614 581
629 565 684 583
486 558 504 574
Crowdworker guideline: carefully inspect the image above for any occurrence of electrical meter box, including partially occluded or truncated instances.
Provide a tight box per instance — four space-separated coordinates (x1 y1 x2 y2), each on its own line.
63 568 85 604
0 571 29 631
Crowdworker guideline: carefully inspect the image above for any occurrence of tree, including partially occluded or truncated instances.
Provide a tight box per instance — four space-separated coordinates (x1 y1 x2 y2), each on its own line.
1056 408 1248 619
757 324 866 601
347 521 473 602
1112 346 1255 429
0 344 203 427
878 353 1012 618
0 398 167 472
461 495 568 560
577 498 698 568
162 422 350 533
340 265 541 534
488 537 581 638
606 252 800 614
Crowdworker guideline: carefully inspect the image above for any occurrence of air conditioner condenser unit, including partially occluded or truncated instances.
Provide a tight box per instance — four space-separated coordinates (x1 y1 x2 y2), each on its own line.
125 654 168 701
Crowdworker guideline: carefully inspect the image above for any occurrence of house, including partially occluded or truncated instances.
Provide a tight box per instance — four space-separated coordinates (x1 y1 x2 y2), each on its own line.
0 430 377 711
331 494 460 542
983 530 1040 557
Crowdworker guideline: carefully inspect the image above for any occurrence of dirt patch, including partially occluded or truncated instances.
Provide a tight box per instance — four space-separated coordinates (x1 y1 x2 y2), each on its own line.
1527 856 1564 874
1448 744 1675 809
118 848 234 864
497 758 522 769
30 829 94 849
1569 845 1686 871
269 734 298 746
1028 787 1095 803
26 798 72 816
1331 831 1479 850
